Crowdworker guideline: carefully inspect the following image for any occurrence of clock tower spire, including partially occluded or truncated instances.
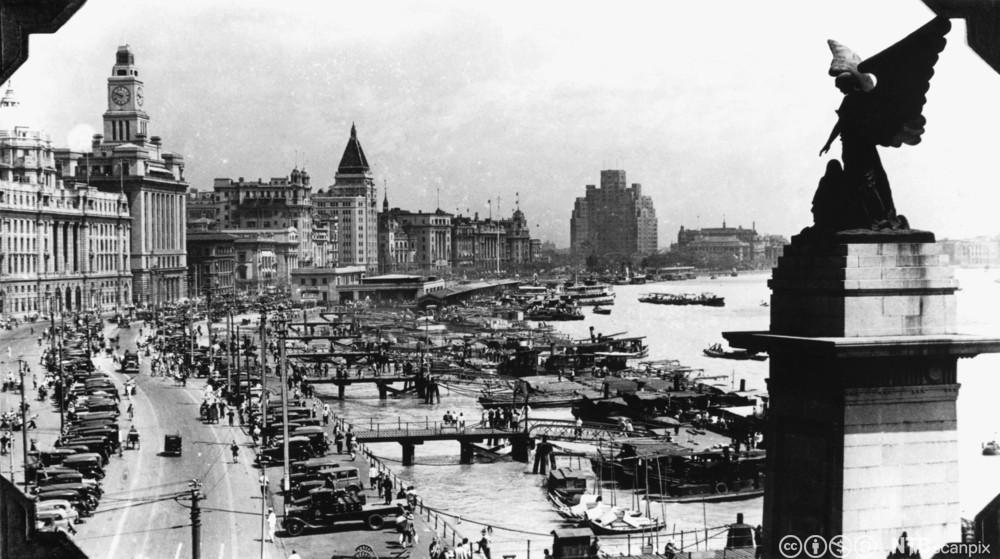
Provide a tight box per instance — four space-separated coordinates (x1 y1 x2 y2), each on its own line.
103 44 149 145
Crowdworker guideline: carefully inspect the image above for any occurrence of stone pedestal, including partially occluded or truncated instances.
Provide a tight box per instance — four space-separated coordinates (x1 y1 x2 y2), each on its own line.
725 232 1000 558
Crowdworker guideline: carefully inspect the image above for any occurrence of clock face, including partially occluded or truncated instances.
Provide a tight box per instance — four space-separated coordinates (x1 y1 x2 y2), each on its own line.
111 86 130 106
136 86 144 107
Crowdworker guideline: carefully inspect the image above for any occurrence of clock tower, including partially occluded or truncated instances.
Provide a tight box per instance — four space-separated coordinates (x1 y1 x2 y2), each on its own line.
102 44 149 144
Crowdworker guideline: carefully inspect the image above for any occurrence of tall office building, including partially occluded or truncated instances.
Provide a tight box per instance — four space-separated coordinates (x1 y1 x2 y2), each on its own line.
314 124 378 272
570 169 657 260
55 44 188 306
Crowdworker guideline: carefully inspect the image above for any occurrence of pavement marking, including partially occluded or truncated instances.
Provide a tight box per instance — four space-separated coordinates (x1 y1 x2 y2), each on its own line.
173 541 184 559
219 542 225 559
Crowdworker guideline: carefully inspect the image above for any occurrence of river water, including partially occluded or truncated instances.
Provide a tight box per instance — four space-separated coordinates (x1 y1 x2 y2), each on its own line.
322 269 1000 556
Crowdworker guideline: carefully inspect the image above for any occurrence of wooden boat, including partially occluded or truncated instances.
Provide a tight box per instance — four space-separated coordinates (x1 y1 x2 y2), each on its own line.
703 343 767 361
592 306 611 315
588 507 665 535
546 468 593 506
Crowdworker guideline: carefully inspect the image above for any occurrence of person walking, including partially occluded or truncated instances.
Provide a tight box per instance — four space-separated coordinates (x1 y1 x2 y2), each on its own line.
227 406 235 426
266 508 277 542
478 528 493 559
127 402 134 421
382 476 393 505
322 404 330 425
230 440 239 463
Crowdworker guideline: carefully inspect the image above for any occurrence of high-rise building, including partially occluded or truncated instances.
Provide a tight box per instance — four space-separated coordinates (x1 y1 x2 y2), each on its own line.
55 45 188 306
313 124 378 272
0 85 132 317
570 169 657 260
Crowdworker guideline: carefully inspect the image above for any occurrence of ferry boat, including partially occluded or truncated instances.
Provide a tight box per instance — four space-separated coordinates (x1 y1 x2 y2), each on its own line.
638 292 725 307
562 283 615 306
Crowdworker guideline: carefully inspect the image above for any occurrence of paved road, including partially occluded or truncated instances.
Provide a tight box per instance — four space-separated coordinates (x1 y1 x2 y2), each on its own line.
0 316 446 559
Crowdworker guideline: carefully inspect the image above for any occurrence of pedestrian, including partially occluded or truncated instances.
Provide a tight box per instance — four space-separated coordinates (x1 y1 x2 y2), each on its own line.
334 431 344 454
227 407 235 426
588 536 600 559
288 551 301 559
266 508 276 542
371 471 381 491
252 425 261 446
478 528 492 559
455 538 471 559
260 473 269 497
127 402 134 421
230 440 239 463
322 404 330 425
349 438 358 461
574 416 583 438
382 477 393 505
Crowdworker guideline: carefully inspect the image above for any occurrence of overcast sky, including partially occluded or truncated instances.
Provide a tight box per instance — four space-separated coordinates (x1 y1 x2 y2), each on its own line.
11 0 1000 247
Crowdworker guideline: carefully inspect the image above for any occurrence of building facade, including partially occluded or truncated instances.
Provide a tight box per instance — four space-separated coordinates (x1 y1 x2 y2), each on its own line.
315 124 378 272
673 221 787 268
186 232 237 301
290 265 366 306
209 169 313 265
54 45 187 306
225 227 298 293
570 169 657 261
0 89 132 317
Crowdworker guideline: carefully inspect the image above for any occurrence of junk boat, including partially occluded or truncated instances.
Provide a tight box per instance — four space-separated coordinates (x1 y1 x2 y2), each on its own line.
984 441 999 456
703 343 767 361
638 292 725 307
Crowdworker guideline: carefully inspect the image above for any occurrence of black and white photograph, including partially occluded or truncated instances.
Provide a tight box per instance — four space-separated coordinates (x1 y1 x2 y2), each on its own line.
1 1 1000 558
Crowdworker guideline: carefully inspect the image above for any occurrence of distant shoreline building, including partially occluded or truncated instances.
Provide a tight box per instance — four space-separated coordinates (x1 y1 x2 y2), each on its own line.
673 220 786 268
378 194 538 275
570 169 657 261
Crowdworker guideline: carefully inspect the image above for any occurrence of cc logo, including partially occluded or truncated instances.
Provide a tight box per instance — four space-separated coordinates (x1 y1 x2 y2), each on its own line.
779 535 803 558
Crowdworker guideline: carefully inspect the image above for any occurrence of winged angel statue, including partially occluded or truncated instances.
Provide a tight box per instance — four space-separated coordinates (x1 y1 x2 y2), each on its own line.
810 17 951 234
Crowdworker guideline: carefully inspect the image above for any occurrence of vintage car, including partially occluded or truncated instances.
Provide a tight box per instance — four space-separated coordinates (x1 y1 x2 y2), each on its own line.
256 436 315 465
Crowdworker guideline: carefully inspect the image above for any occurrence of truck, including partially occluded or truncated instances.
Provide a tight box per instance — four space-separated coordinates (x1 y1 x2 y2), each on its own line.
282 488 403 536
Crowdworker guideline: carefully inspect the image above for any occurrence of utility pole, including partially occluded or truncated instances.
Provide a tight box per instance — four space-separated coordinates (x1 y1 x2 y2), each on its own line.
17 358 29 487
259 311 268 448
189 479 202 559
279 319 290 501
227 311 234 402
49 297 64 433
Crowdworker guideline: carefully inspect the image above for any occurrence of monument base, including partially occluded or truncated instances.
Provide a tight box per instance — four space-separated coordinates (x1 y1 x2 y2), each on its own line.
726 234 1000 558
